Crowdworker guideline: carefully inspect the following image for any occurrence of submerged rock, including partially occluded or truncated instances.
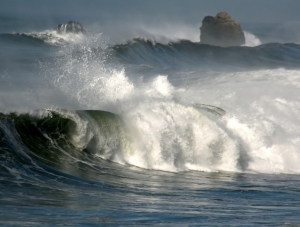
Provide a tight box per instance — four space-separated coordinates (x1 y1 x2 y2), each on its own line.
56 21 86 34
200 12 245 47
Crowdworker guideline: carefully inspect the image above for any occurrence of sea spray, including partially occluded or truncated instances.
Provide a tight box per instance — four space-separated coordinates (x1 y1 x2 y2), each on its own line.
243 31 262 46
182 68 300 173
40 31 300 174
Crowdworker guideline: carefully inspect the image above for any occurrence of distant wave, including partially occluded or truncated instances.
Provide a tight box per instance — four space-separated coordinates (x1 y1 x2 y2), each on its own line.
2 29 300 70
0 30 85 45
112 38 300 69
0 33 47 46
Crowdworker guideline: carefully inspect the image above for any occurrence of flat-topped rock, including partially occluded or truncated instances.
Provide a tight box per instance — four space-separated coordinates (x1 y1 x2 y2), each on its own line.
200 12 245 47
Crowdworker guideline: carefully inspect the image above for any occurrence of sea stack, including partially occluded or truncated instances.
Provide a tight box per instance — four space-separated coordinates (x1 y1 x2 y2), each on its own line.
200 12 245 47
56 21 86 34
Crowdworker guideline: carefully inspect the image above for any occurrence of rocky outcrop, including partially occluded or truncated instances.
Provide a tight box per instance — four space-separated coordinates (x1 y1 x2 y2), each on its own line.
200 12 245 47
56 21 86 34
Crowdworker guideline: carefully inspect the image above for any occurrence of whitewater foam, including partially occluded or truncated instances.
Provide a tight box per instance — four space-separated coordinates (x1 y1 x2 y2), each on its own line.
22 30 86 45
49 52 243 172
123 101 240 172
182 68 300 174
42 32 300 174
46 39 243 172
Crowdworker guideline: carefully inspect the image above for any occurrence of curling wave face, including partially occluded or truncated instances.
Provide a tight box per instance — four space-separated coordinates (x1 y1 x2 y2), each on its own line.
0 104 236 175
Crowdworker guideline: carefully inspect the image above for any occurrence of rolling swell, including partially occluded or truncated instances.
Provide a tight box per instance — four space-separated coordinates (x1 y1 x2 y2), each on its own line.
2 31 300 70
0 33 48 46
0 31 85 46
0 110 128 181
112 38 300 69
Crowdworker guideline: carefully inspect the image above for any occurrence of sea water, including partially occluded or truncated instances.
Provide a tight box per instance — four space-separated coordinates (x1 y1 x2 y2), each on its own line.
1 4 300 226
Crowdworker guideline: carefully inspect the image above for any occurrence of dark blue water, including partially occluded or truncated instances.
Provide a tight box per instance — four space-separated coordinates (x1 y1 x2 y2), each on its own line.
1 8 300 226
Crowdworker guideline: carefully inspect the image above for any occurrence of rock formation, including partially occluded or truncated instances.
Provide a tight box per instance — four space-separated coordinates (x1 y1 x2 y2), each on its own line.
56 21 86 34
200 12 245 47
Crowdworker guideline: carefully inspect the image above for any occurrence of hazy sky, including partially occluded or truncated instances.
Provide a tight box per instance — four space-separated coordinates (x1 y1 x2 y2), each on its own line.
1 0 300 24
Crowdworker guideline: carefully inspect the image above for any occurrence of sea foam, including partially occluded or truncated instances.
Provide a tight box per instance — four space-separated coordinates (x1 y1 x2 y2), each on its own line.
44 32 300 174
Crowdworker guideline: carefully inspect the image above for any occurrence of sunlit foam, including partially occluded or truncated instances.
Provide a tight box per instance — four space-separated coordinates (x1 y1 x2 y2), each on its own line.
183 68 300 174
44 33 300 174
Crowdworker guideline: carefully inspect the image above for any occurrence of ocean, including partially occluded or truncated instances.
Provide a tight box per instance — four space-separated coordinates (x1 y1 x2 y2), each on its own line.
1 4 300 226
